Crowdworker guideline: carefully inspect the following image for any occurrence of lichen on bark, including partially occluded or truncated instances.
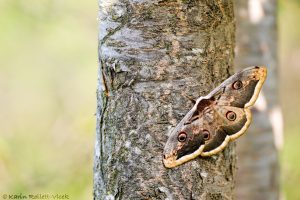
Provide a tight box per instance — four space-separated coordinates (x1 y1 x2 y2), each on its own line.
95 0 236 199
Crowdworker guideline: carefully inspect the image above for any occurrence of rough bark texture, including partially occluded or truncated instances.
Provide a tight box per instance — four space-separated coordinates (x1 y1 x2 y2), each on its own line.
235 0 280 199
95 1 236 199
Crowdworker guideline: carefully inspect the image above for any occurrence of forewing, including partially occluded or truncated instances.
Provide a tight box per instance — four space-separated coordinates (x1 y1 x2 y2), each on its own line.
208 66 267 108
163 102 207 168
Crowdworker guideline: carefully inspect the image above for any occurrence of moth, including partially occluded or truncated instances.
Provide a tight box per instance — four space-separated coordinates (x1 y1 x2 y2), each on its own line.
163 66 267 168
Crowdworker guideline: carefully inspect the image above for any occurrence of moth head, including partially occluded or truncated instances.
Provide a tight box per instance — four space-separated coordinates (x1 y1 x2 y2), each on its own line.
163 103 207 168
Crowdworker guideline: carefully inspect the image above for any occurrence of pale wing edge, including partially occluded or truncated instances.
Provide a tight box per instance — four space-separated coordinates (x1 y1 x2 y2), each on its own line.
245 68 267 108
201 108 252 156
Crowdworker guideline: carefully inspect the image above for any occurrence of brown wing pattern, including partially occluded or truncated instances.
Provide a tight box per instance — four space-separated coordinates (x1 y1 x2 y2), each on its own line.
200 105 250 156
163 66 266 168
209 66 267 108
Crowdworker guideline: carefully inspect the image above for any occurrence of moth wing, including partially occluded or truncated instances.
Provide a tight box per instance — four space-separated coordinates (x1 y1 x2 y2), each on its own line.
208 66 267 108
163 66 267 167
200 105 251 156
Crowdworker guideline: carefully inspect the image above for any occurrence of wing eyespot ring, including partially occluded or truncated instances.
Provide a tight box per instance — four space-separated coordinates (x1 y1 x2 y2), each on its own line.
226 111 236 121
232 80 243 90
203 130 210 140
178 132 187 142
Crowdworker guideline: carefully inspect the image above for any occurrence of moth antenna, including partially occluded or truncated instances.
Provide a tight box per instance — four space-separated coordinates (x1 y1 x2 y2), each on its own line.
183 94 196 104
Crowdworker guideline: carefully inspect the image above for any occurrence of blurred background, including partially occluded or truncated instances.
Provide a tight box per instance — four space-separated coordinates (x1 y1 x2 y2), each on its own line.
0 0 96 199
0 0 299 199
279 1 300 199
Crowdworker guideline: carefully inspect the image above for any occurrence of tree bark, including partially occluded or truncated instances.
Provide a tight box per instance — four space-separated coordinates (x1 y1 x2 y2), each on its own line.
235 0 281 199
94 0 236 199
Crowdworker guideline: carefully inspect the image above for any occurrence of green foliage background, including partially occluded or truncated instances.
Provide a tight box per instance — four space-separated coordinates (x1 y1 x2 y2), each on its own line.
0 0 299 199
0 0 96 199
279 1 300 199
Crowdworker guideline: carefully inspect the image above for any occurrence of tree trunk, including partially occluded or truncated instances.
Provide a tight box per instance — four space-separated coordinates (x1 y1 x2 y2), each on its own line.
94 1 236 199
235 0 281 199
